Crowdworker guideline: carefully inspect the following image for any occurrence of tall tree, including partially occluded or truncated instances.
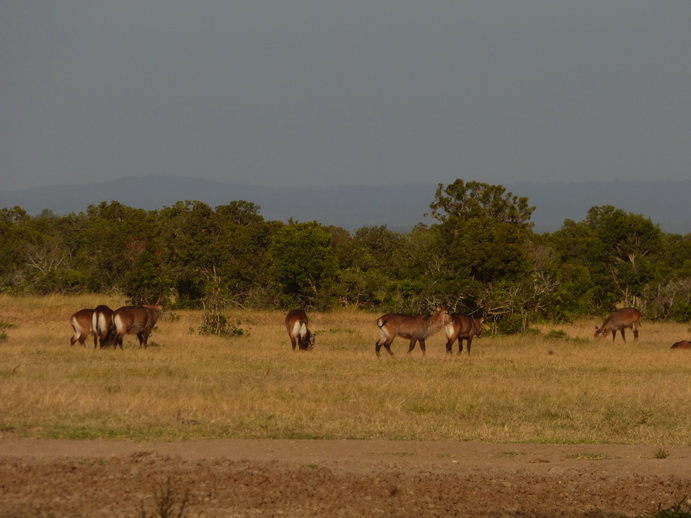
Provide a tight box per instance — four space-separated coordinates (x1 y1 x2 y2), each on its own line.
78 201 155 293
215 201 277 307
269 221 338 307
429 179 534 228
158 200 223 306
423 180 536 317
549 205 666 312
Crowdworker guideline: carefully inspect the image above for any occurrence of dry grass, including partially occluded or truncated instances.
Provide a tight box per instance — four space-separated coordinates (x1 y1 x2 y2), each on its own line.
1 295 690 444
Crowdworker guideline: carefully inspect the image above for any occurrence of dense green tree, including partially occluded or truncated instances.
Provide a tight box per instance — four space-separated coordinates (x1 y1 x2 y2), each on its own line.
77 201 155 293
122 243 171 305
641 232 691 321
0 207 31 290
429 179 534 229
0 185 687 323
550 206 664 310
326 225 414 310
158 201 223 305
215 200 264 226
269 221 338 307
214 202 277 307
1 211 89 294
353 225 411 278
423 180 536 318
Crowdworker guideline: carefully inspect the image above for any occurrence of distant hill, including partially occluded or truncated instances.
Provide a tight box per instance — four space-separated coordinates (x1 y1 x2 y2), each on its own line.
0 177 689 234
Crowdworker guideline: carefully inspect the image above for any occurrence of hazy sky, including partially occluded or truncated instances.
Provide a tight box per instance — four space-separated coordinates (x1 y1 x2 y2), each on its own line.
2 1 690 191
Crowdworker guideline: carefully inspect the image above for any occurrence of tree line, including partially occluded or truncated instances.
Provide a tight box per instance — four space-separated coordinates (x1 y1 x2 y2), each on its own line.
1 179 689 331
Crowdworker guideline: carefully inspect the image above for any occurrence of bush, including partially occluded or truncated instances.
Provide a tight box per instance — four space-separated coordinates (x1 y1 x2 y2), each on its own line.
670 300 691 323
497 313 523 335
198 312 245 338
545 330 569 341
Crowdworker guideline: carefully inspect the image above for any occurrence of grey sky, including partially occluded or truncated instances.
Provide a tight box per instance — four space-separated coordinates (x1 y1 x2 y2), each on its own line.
2 1 690 191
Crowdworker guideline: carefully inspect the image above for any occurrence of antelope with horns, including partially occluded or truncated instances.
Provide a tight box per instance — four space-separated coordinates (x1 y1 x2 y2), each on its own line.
92 304 115 348
445 314 484 355
70 308 96 347
285 309 316 351
375 308 451 357
113 304 163 349
594 307 641 342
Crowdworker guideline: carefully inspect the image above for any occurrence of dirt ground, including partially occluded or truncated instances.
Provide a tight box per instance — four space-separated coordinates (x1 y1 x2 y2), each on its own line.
1 439 690 517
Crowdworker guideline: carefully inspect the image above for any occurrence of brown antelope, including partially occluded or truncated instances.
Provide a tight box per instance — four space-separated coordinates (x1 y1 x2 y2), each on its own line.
285 309 316 351
113 304 163 349
70 308 96 346
594 307 641 342
92 304 116 348
445 314 484 355
375 308 451 357
671 341 691 350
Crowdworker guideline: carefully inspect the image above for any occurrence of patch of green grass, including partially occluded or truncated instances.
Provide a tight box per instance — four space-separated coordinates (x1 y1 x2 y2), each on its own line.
649 496 691 517
546 330 569 340
565 452 615 461
655 448 670 459
0 364 20 377
139 477 191 518
0 320 13 341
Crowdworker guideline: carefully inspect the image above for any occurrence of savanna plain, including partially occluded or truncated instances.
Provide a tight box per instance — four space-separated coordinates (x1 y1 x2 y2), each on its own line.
1 294 690 517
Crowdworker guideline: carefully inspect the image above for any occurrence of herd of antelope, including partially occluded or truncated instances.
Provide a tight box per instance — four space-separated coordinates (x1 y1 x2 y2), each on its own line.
294 305 688 356
71 303 689 354
69 303 164 349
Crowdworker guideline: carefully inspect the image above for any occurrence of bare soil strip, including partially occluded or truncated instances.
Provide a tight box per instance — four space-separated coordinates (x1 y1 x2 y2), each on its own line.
1 439 690 516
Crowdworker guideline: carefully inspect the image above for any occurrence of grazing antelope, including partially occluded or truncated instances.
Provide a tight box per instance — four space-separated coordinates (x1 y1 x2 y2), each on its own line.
70 308 96 346
671 341 691 350
445 314 484 355
594 307 641 342
375 308 451 357
285 309 316 351
92 304 115 348
113 304 163 349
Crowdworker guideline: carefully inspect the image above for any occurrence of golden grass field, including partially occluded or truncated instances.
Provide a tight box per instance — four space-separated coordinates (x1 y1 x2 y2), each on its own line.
1 294 689 445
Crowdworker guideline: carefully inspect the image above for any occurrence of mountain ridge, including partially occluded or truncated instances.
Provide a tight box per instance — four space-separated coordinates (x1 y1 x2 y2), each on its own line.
1 177 689 234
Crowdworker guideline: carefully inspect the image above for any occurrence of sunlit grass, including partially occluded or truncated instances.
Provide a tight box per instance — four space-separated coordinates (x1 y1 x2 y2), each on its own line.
1 294 689 444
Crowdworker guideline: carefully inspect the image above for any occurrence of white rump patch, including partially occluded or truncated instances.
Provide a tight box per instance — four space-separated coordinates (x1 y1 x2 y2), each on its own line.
71 317 81 339
291 320 304 340
297 321 307 340
378 326 389 342
96 313 107 333
114 314 123 332
445 323 455 337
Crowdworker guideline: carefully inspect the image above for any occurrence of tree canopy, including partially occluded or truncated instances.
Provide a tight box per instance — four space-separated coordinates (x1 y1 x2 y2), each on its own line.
0 180 688 328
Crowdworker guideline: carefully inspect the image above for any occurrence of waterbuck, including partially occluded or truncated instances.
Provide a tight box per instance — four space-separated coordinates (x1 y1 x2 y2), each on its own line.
70 308 96 346
113 304 163 349
92 304 115 348
594 307 641 342
375 308 451 357
445 314 484 355
671 341 691 350
285 309 316 351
